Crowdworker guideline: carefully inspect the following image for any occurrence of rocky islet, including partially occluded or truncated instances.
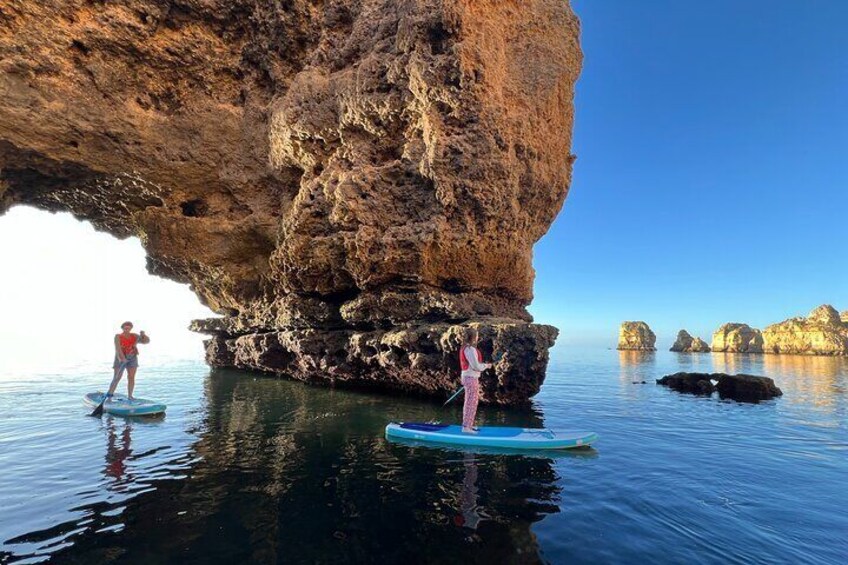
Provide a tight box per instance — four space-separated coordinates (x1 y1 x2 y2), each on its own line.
670 330 710 353
656 372 783 403
626 303 848 357
617 322 657 351
761 304 848 356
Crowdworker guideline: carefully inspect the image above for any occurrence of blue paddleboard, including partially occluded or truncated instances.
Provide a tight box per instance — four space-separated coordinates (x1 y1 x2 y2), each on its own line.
84 392 166 417
385 422 597 450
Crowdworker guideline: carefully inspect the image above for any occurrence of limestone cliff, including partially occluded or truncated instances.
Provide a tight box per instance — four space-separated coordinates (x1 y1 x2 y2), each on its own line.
0 0 582 404
711 323 764 353
617 322 656 351
762 304 848 355
670 330 710 353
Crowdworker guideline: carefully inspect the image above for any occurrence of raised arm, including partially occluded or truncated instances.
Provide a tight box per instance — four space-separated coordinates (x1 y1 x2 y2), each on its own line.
138 331 150 344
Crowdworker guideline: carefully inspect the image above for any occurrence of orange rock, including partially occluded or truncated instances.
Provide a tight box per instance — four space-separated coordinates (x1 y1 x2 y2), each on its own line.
617 322 656 351
0 1 582 403
762 304 848 356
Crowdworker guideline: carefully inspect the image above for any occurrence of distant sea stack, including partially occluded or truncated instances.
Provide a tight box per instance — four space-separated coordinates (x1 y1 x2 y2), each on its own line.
618 322 657 351
762 304 848 355
711 323 764 353
670 330 710 352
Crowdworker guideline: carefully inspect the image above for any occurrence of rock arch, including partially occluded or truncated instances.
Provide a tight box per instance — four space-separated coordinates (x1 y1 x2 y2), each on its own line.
0 0 582 404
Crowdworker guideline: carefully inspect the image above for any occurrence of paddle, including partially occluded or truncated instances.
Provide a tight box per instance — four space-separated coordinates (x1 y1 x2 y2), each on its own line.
444 350 503 406
90 359 129 417
443 387 465 406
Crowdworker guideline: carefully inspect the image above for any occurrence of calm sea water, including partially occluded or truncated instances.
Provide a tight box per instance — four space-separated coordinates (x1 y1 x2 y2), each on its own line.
1 347 846 564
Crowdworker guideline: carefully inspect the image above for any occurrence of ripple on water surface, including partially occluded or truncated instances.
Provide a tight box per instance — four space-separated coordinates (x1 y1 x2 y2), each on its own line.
1 349 846 563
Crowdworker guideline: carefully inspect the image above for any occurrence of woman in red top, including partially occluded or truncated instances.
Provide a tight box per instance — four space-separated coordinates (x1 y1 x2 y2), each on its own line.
107 321 150 400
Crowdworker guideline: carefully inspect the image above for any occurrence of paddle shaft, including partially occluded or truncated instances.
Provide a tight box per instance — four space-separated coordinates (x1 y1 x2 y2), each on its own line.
443 386 465 406
444 350 502 406
90 359 129 417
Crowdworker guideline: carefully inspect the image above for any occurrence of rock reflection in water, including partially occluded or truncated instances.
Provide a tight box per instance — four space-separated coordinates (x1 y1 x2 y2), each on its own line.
761 354 848 410
618 351 656 398
50 369 565 563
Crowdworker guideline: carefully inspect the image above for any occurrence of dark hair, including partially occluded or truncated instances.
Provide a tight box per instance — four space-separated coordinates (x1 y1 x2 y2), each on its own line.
121 321 133 329
461 326 478 348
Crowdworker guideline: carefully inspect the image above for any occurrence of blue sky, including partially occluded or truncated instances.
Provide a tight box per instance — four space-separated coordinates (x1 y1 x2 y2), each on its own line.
530 0 848 347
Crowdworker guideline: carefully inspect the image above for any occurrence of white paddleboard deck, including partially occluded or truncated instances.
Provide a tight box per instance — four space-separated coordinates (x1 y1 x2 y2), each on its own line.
386 422 597 450
84 392 166 417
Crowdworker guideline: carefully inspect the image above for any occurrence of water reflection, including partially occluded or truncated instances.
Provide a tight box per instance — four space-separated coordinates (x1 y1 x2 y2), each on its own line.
617 351 656 401
104 418 133 481
4 352 846 563
762 354 848 411
455 454 486 533
618 351 655 380
40 369 565 563
710 352 753 376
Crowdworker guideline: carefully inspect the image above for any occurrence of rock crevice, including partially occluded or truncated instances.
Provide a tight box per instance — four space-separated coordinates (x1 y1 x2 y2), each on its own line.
0 0 582 404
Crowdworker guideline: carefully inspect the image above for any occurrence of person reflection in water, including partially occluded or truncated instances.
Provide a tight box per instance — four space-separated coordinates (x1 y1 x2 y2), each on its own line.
104 418 133 481
459 327 492 434
453 453 488 534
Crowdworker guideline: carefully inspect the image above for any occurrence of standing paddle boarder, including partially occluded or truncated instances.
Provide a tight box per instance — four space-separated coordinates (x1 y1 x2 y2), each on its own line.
459 327 492 434
108 321 150 400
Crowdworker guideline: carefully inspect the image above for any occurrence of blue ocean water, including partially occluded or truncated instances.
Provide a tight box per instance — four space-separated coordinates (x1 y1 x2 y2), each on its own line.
1 348 845 563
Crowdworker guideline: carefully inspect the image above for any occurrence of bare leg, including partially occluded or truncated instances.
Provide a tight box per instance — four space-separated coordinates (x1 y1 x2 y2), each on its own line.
127 367 137 399
107 363 126 396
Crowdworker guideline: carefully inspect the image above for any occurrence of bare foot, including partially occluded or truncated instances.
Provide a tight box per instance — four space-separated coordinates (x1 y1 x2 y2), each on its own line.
461 427 478 434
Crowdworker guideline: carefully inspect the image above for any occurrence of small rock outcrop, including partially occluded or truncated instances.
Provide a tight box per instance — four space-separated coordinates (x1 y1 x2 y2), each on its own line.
841 311 848 324
714 374 783 402
711 323 764 353
762 304 848 356
0 1 583 404
657 372 783 403
656 372 715 395
617 322 656 351
670 330 711 352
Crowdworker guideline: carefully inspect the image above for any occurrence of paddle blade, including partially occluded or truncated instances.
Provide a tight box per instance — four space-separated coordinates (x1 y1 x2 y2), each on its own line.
89 400 105 417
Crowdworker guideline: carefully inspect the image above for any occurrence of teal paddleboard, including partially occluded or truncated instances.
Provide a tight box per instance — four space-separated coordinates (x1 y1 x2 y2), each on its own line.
385 422 597 450
84 392 166 417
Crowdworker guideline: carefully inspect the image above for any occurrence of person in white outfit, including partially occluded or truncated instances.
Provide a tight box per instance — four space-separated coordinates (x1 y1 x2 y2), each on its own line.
459 327 492 433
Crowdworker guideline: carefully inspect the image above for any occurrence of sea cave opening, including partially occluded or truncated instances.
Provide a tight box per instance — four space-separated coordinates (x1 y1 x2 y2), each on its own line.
0 206 214 374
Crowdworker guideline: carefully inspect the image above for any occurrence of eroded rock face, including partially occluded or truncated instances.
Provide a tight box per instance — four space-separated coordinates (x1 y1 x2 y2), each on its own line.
201 319 557 405
0 1 582 404
617 321 656 351
762 304 848 356
670 330 710 353
711 323 764 353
